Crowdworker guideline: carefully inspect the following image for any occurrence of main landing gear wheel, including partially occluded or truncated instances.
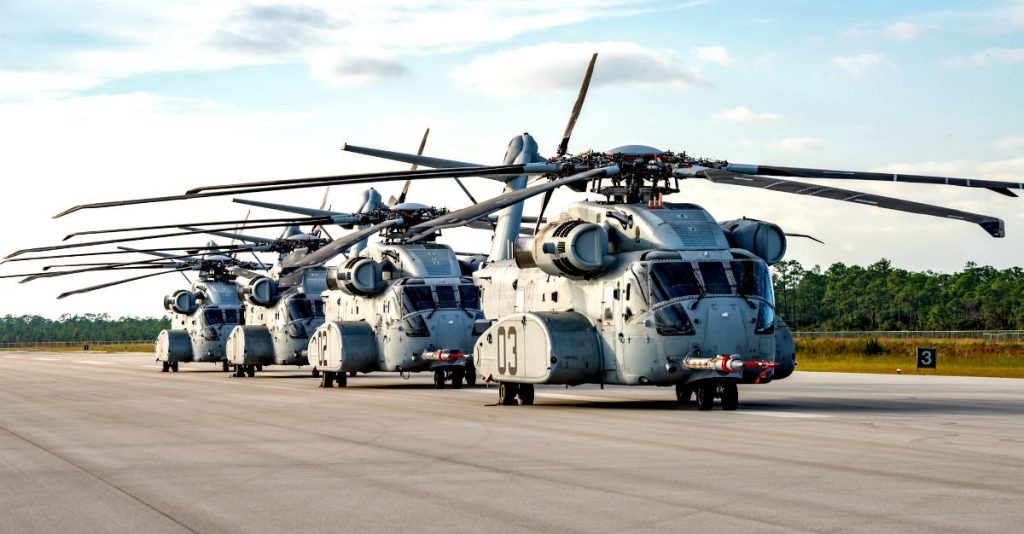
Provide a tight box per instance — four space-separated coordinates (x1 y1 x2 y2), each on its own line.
336 372 347 387
720 381 739 411
433 370 446 389
320 371 335 388
675 383 693 404
246 365 255 378
222 361 230 372
171 362 179 373
696 382 716 411
312 369 320 378
451 369 464 389
161 361 169 372
465 366 477 386
233 365 245 378
517 384 535 406
498 382 518 405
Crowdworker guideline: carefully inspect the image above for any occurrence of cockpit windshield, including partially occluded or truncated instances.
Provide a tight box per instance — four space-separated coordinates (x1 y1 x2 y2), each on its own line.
647 260 774 305
202 308 240 326
287 299 324 320
400 283 481 313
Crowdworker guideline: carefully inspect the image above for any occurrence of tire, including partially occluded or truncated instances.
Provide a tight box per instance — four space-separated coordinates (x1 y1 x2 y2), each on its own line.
696 382 716 411
675 383 693 403
312 369 320 378
161 361 169 373
465 366 477 386
234 365 245 378
336 372 347 387
433 370 446 389
246 366 255 378
518 384 535 406
222 361 230 372
499 382 519 405
320 371 334 388
256 365 263 372
720 381 739 411
451 369 464 389
171 362 179 373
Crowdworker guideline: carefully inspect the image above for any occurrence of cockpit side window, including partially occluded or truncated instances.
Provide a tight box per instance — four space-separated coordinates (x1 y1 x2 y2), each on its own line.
402 286 436 313
458 284 480 310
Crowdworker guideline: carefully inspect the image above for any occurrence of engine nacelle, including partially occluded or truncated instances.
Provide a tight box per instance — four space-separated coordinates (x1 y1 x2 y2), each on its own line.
720 219 787 265
327 257 383 296
237 277 279 307
459 254 488 275
524 220 612 279
307 321 379 373
163 290 197 315
155 329 192 362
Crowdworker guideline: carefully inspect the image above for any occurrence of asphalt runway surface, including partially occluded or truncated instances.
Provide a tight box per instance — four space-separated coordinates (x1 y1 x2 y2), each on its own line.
0 351 1021 534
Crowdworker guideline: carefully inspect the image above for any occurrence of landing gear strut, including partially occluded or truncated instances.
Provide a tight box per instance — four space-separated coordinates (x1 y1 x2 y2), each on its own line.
689 380 740 411
497 383 534 405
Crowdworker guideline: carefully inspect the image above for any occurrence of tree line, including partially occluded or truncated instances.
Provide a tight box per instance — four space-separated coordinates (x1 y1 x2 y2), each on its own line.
0 314 170 343
772 260 1024 331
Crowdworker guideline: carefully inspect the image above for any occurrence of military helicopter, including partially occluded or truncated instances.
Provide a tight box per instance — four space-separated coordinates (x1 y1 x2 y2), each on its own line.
1 238 271 372
45 55 1021 410
330 54 1019 409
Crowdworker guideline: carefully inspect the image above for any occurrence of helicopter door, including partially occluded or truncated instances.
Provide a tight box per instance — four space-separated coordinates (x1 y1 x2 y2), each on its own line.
602 283 625 372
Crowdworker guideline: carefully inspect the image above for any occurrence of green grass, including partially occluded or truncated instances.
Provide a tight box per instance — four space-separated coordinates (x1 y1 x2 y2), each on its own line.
795 337 1024 378
2 343 154 353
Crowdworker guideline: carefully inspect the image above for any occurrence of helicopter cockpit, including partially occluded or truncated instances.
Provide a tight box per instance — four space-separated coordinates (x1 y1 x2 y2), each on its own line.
633 259 776 337
390 279 482 337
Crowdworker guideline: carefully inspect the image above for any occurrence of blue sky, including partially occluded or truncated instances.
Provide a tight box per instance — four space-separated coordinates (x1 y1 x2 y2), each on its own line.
1 0 1023 317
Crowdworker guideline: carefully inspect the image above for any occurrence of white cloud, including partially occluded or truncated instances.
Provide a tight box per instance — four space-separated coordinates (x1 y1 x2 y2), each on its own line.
451 42 705 96
830 53 896 77
843 22 930 40
0 0 680 98
770 137 825 151
711 106 781 123
995 135 1024 151
945 47 1024 67
690 46 733 66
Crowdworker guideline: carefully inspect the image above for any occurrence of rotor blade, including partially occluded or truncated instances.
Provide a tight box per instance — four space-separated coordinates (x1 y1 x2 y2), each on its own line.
55 165 552 218
187 164 527 195
179 226 278 245
0 264 180 280
282 219 404 271
403 166 620 242
534 190 554 235
231 210 250 248
63 216 308 241
57 267 193 299
786 233 825 245
276 219 404 287
396 127 432 204
20 250 214 282
116 246 180 259
342 142 480 170
557 52 598 157
3 245 254 263
230 198 344 219
693 168 1004 238
6 220 327 259
722 163 1024 197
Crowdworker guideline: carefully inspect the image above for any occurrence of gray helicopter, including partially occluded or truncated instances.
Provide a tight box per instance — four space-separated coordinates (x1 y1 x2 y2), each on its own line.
47 55 1021 410
331 54 1018 410
1 237 271 372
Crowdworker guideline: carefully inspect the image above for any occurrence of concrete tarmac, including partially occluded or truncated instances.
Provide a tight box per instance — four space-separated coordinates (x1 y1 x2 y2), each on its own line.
0 351 1022 534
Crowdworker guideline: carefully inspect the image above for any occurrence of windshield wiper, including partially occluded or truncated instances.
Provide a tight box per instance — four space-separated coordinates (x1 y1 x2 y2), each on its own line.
689 288 707 310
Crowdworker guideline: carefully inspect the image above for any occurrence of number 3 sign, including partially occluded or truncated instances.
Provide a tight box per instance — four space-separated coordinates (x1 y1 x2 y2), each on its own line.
917 347 937 369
